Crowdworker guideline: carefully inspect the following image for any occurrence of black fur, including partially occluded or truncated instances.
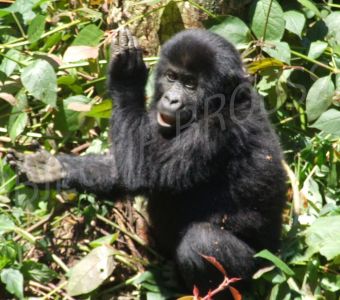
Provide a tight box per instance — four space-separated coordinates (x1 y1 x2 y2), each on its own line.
58 29 287 297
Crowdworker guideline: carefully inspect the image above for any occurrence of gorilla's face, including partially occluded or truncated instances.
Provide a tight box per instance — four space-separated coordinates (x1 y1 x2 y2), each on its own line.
156 65 199 130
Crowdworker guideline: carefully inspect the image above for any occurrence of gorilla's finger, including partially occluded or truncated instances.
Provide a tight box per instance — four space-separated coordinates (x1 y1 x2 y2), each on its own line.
111 31 120 56
119 28 128 49
127 29 134 50
132 36 139 49
7 149 24 161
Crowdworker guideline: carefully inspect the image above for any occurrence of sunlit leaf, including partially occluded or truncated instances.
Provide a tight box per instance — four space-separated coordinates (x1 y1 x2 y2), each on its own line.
263 41 291 64
306 76 335 121
284 10 305 38
72 24 104 46
27 14 45 43
67 245 116 296
255 250 295 276
297 0 321 17
311 109 340 137
0 268 24 299
210 16 252 49
0 49 22 77
9 112 28 141
21 59 58 107
250 0 285 41
308 41 328 59
305 216 340 260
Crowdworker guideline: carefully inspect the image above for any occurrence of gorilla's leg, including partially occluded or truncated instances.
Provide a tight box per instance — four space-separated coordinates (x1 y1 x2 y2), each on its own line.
175 223 256 298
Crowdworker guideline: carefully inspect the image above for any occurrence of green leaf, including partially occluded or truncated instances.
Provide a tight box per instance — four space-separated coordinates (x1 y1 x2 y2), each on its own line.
320 274 340 292
305 216 340 260
72 24 104 47
158 1 184 45
284 10 306 38
311 109 340 137
255 250 295 276
308 41 328 59
27 14 46 43
0 268 24 299
210 16 252 49
250 0 285 41
263 41 291 64
89 233 119 248
0 215 15 235
297 0 321 17
324 12 340 45
86 99 112 119
9 112 28 141
67 245 116 296
21 261 57 283
0 49 22 77
6 0 38 23
62 95 92 131
306 76 335 122
21 59 58 106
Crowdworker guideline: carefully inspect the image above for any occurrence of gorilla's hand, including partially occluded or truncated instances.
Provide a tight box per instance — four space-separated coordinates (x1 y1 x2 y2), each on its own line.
7 146 66 184
109 28 147 88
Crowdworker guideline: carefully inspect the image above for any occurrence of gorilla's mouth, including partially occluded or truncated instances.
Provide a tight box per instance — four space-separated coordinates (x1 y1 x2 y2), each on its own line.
157 112 176 127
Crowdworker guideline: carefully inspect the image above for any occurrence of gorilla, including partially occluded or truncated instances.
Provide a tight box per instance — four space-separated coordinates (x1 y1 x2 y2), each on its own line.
8 29 287 298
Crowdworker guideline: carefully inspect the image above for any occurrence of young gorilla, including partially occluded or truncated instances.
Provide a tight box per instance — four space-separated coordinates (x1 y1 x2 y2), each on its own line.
8 29 287 297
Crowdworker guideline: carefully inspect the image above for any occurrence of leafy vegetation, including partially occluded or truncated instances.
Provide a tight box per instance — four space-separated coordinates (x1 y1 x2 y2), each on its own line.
0 0 339 299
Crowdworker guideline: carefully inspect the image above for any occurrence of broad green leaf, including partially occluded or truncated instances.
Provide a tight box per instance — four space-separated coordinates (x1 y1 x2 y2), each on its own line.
27 14 45 43
21 261 57 283
255 250 295 276
9 112 28 141
311 109 340 137
158 1 184 45
308 41 328 59
0 49 22 77
306 76 335 121
86 99 112 119
325 12 340 40
0 268 24 299
263 41 291 64
210 16 252 49
301 176 322 212
250 0 285 41
67 245 116 296
72 24 104 46
62 95 92 131
147 292 168 300
305 216 340 260
320 274 340 292
284 10 306 38
0 215 15 235
6 0 37 23
21 59 57 106
297 0 321 17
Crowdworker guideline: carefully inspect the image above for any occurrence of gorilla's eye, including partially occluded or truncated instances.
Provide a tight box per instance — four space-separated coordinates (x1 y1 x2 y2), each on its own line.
166 71 177 82
184 77 197 89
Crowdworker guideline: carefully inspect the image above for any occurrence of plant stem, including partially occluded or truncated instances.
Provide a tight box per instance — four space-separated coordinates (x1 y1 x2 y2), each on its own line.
96 214 162 259
187 0 219 19
11 12 26 38
291 50 337 73
0 20 83 49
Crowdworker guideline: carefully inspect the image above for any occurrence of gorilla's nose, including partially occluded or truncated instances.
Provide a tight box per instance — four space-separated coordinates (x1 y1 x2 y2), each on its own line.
165 97 183 111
